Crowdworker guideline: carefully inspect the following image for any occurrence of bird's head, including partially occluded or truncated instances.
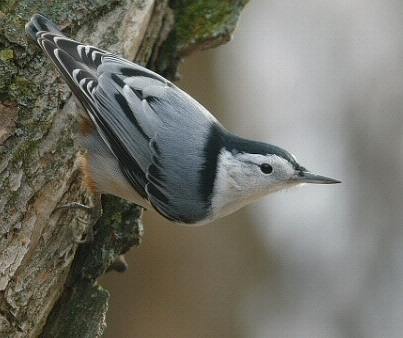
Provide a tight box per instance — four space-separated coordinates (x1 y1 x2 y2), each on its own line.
210 132 340 219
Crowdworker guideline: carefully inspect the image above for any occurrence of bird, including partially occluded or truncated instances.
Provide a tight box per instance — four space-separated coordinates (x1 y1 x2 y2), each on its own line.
25 14 340 226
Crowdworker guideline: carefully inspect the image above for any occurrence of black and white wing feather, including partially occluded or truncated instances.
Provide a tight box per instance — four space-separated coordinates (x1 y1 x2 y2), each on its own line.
26 14 222 224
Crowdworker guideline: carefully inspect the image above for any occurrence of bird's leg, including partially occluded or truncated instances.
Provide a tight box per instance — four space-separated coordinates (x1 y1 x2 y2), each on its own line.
56 194 102 243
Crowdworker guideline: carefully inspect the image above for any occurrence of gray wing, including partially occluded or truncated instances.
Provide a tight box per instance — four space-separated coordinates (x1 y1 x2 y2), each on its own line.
27 15 219 223
94 56 220 223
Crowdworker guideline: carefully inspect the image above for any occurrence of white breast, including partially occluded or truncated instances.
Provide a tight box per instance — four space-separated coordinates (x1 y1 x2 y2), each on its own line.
79 132 149 209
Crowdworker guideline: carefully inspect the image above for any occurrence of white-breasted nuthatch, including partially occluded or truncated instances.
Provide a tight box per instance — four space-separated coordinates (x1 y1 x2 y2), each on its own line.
26 14 340 225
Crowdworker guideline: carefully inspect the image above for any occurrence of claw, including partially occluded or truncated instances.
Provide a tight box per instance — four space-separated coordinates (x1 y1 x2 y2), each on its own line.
56 196 102 243
56 202 92 212
74 216 95 243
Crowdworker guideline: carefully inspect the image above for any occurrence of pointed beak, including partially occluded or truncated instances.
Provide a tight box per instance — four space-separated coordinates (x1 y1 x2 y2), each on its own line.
293 170 341 184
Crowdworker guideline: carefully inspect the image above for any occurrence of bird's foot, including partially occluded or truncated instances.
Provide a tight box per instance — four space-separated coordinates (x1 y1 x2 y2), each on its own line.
56 196 102 243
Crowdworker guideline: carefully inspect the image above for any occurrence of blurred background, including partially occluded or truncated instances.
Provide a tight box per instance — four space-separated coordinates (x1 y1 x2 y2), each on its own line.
100 0 403 337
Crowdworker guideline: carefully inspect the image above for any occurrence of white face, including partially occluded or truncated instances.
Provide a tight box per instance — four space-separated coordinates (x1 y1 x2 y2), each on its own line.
211 150 301 219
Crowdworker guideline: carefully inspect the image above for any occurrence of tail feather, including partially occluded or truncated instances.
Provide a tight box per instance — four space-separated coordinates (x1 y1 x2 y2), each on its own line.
25 14 109 116
25 13 63 45
26 14 105 70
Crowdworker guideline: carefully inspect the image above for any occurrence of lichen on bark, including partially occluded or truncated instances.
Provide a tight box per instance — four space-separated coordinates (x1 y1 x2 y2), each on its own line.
155 0 248 77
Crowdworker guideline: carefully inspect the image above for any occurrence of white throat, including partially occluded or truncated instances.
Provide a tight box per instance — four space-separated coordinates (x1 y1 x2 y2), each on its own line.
209 149 299 221
210 150 266 219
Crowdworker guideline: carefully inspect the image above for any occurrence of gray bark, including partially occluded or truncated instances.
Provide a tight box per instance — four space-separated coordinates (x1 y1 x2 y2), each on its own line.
0 0 247 336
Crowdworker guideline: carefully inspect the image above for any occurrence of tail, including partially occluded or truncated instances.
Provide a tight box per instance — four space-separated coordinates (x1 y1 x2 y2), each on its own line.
25 14 107 115
25 14 64 45
25 14 105 72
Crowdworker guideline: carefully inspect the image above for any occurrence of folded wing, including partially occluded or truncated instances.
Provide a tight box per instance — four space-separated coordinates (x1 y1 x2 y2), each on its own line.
27 14 220 223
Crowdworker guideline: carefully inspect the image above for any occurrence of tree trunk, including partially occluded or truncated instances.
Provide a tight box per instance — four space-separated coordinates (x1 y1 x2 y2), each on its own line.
0 0 247 337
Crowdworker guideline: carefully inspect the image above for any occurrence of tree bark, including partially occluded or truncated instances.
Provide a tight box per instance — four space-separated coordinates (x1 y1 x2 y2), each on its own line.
0 0 247 337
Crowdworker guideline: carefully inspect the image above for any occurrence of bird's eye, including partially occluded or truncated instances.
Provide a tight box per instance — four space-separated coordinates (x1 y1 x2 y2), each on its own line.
260 163 273 174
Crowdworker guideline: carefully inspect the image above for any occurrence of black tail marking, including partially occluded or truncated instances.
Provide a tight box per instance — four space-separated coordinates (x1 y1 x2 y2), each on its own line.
25 14 63 45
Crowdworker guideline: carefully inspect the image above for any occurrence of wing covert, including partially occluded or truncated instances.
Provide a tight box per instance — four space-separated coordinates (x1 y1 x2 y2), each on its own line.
29 15 220 222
